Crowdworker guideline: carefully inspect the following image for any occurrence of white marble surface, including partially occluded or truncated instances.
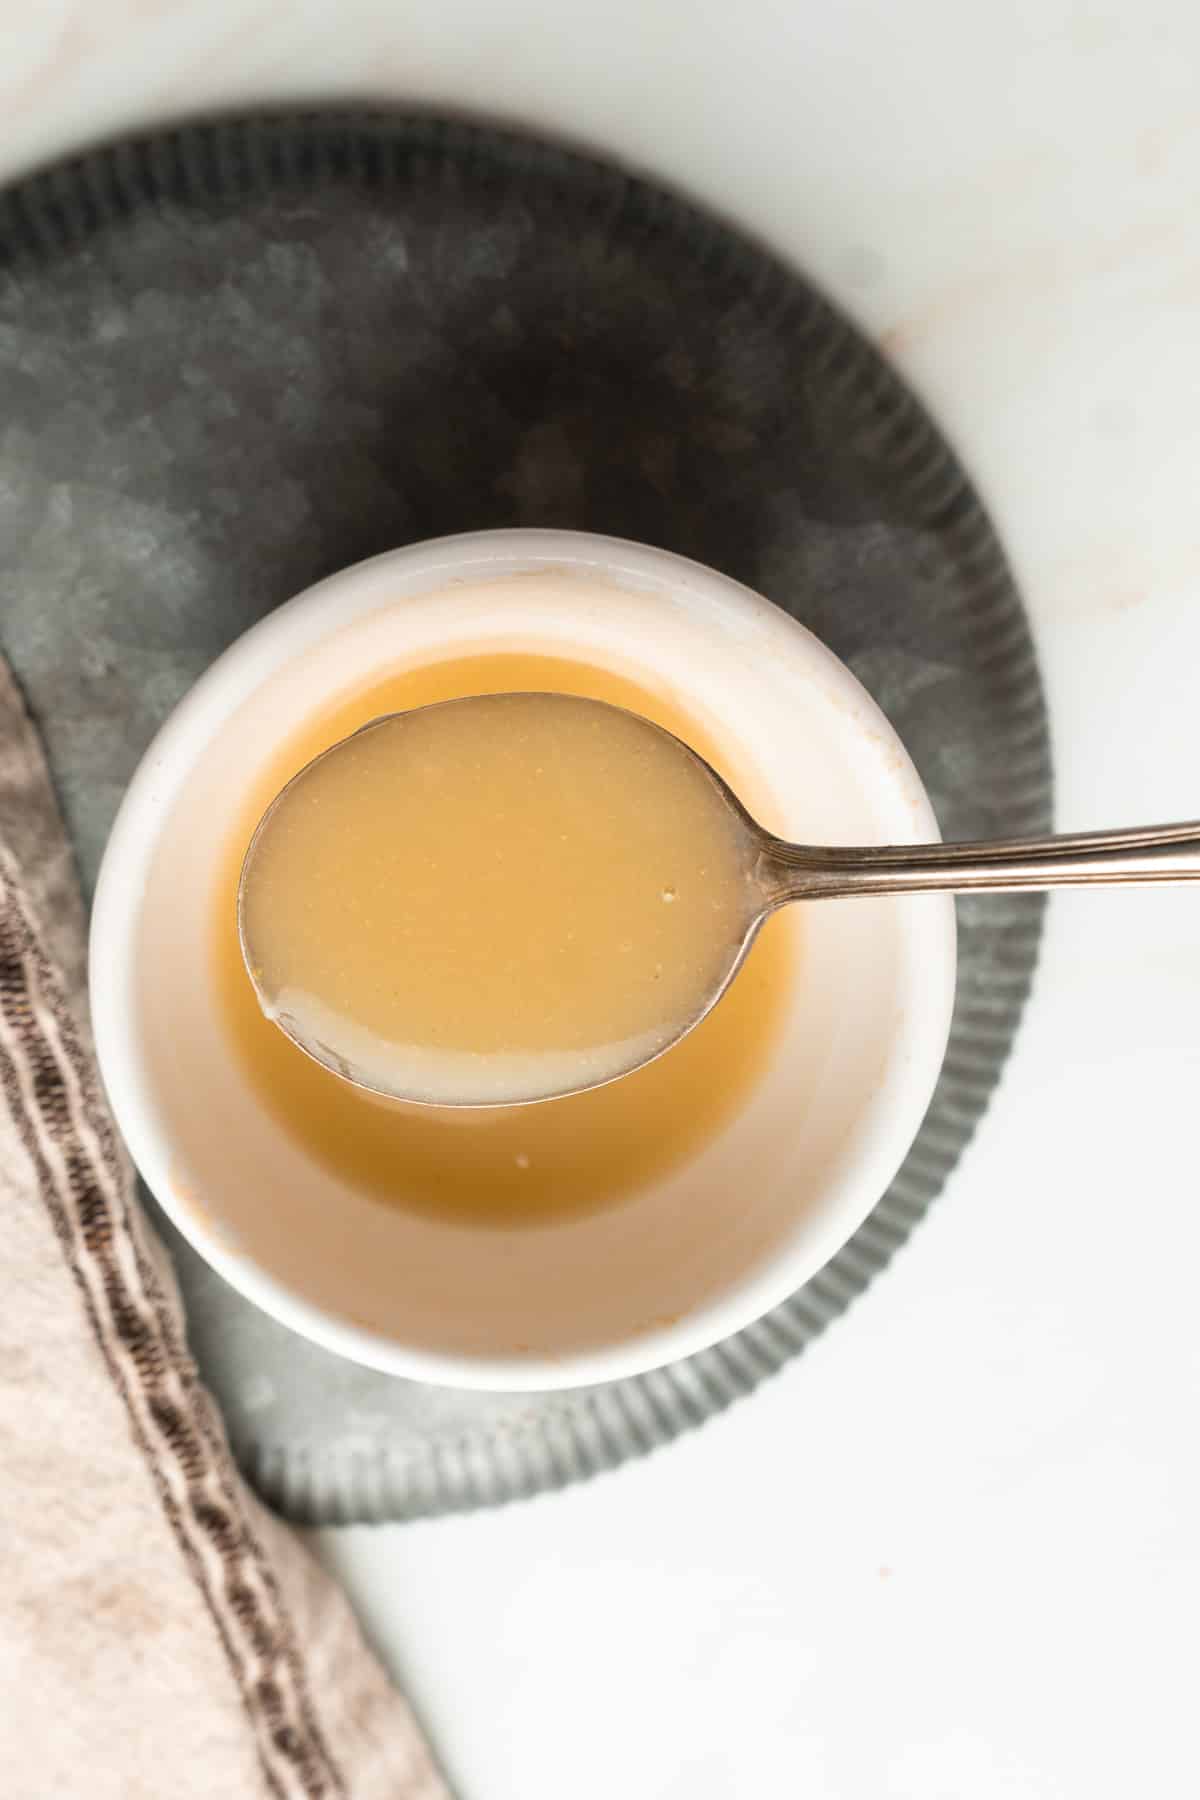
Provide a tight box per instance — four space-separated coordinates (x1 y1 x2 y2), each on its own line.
6 4 1200 1796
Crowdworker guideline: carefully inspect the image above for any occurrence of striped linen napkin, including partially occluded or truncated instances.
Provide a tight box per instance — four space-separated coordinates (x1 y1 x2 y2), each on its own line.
0 657 449 1800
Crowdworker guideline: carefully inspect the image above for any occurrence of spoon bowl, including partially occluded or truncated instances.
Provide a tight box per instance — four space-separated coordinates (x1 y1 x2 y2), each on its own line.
237 694 767 1106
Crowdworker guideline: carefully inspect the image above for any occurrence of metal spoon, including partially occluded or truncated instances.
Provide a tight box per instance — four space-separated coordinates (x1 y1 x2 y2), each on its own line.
238 696 1200 1107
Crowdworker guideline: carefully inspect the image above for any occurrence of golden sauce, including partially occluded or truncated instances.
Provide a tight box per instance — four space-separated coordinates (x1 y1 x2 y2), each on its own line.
214 652 793 1225
240 694 756 1104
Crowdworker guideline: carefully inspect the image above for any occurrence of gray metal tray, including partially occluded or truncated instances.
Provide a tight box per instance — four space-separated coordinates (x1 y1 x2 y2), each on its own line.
0 114 1050 1522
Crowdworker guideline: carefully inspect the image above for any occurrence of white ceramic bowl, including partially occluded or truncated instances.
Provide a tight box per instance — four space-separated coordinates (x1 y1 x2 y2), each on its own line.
89 529 955 1390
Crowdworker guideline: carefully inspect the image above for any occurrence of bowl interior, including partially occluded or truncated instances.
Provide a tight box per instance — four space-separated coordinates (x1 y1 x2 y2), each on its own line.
92 534 954 1387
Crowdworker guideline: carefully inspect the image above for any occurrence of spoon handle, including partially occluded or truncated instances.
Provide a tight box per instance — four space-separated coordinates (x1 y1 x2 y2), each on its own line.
759 819 1200 902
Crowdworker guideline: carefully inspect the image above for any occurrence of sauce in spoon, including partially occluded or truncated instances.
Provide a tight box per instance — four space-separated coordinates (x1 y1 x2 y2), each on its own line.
239 693 758 1105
